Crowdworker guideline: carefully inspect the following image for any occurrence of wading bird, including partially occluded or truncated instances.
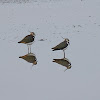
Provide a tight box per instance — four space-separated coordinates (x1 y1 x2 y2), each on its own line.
52 38 70 58
18 32 35 53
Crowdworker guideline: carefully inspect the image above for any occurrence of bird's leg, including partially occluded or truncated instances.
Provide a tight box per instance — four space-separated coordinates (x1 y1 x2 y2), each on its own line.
30 45 31 53
27 45 29 54
63 50 65 58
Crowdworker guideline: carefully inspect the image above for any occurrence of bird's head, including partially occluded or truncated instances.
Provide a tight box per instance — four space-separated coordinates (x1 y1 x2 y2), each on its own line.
61 37 70 44
67 64 72 69
64 38 70 45
30 32 36 36
64 65 72 72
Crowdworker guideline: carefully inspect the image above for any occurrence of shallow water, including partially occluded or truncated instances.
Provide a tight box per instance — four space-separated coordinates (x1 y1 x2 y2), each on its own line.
0 0 100 100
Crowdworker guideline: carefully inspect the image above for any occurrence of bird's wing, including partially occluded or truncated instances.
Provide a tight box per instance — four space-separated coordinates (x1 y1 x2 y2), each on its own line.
52 41 67 50
19 35 34 43
53 59 69 67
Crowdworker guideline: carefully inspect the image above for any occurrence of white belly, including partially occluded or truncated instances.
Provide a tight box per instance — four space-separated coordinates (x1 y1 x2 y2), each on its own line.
26 42 33 45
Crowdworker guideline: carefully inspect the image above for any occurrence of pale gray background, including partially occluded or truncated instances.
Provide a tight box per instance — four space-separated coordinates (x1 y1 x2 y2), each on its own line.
0 0 100 100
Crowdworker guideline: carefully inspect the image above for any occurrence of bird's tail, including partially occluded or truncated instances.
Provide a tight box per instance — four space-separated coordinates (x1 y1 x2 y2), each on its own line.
52 49 55 51
18 41 21 43
51 47 56 51
52 59 56 62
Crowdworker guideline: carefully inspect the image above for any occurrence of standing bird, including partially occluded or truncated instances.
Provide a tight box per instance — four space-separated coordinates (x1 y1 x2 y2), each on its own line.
18 32 35 53
52 38 70 58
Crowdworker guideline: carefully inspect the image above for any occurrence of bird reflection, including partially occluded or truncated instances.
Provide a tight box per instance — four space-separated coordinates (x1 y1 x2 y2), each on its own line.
19 53 37 65
53 57 71 71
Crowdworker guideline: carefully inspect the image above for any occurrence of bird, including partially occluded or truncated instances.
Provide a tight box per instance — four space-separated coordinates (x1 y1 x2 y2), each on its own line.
53 57 71 71
52 38 70 58
18 32 35 53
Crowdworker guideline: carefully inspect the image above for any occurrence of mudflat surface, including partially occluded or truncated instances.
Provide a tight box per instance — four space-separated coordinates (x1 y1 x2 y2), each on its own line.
0 0 100 100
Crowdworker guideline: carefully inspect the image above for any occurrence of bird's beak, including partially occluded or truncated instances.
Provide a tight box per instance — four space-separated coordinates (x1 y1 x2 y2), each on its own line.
64 68 67 72
61 36 65 39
